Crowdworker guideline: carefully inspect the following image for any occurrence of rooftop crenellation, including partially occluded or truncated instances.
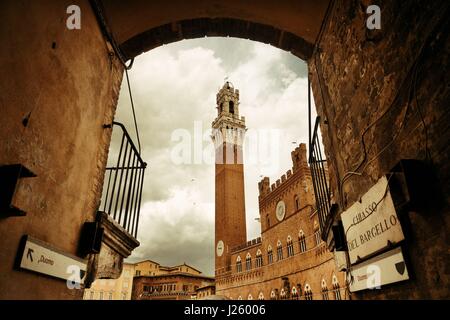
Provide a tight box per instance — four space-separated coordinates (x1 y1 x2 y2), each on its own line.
258 143 309 198
230 237 262 254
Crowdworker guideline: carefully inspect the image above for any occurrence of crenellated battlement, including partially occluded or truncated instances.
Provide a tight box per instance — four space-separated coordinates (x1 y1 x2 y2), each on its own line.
215 81 242 119
258 143 309 199
230 237 262 254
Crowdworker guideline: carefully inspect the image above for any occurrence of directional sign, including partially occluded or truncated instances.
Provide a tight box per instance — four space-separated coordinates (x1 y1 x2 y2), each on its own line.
19 235 87 284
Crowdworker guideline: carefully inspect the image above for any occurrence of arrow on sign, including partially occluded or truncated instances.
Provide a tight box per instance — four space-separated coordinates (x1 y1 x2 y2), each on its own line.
27 248 34 262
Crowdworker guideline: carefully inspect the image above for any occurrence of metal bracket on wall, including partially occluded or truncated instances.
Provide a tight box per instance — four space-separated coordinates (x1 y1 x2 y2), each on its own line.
332 219 347 252
78 222 104 256
0 164 36 216
388 159 441 212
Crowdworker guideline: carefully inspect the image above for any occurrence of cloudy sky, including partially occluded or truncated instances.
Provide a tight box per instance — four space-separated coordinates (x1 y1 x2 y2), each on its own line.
112 37 316 276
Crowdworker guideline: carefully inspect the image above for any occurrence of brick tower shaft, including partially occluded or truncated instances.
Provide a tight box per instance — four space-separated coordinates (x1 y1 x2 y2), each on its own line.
212 82 247 275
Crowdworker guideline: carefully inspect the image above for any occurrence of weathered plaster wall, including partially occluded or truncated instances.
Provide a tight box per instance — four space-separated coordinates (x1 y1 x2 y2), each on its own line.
309 0 449 299
0 0 123 299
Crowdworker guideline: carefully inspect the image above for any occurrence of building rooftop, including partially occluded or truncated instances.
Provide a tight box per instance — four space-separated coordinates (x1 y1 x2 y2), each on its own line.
134 272 215 281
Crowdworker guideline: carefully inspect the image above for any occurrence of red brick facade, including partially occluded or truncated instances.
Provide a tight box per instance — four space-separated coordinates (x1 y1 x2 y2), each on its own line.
216 143 347 300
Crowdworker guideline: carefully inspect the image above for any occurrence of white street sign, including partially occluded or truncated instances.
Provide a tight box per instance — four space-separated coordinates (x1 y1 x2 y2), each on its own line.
349 246 409 292
19 235 87 284
341 176 405 264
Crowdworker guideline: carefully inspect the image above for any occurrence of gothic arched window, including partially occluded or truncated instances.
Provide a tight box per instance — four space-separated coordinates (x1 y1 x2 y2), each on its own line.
280 288 286 300
236 256 242 273
321 279 329 300
270 290 276 300
332 275 342 300
291 286 299 300
314 229 321 247
267 245 273 264
287 236 294 257
314 220 321 247
277 240 283 261
304 283 313 300
298 230 307 253
256 249 263 268
245 253 252 271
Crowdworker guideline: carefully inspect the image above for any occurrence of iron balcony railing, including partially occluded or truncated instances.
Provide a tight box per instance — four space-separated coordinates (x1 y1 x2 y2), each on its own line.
100 121 147 238
309 116 331 237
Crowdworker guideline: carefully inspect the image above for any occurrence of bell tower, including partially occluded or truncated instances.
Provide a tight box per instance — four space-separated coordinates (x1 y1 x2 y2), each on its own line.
212 81 247 276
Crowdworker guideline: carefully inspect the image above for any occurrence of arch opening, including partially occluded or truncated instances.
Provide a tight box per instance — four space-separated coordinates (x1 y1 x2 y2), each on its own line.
118 18 314 62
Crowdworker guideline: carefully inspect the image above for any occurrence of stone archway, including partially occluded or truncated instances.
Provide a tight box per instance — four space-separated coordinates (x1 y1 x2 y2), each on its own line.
91 0 331 61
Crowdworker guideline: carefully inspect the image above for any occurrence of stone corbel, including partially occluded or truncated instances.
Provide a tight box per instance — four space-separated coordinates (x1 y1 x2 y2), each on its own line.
84 211 139 288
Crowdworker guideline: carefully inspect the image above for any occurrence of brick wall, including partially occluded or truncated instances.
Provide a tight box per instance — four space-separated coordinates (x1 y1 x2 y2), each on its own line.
217 144 346 299
309 0 450 299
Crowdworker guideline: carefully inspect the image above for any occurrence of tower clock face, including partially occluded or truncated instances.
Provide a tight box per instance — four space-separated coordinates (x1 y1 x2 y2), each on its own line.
216 240 224 257
276 200 286 221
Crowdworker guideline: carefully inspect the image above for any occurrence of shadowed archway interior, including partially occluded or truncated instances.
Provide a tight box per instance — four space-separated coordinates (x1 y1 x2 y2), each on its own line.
91 0 331 61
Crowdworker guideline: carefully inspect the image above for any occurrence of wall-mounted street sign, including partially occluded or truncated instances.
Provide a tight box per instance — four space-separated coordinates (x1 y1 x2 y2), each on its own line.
18 235 87 284
341 176 405 264
349 246 409 292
